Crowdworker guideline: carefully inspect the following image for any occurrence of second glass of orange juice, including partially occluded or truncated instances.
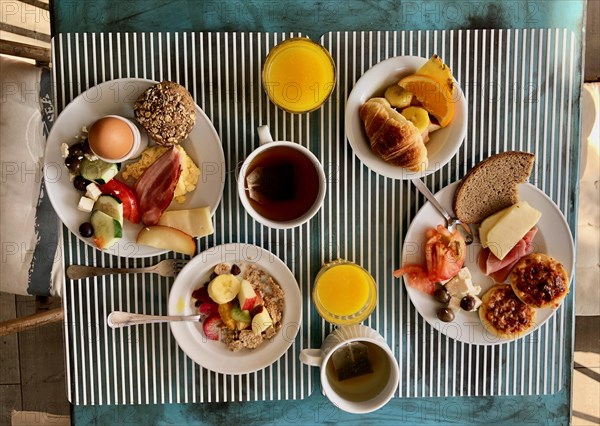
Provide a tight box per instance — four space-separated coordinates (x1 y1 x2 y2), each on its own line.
262 37 335 114
313 260 377 325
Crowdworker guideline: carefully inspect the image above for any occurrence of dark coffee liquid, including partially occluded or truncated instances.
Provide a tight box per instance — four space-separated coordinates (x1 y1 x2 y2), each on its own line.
245 145 320 222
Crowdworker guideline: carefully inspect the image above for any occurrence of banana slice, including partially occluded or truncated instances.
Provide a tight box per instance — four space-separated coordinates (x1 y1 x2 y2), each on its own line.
401 106 431 133
384 84 413 108
208 274 241 304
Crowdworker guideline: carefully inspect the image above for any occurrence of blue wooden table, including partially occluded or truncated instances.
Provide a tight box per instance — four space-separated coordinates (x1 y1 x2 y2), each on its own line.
51 1 586 424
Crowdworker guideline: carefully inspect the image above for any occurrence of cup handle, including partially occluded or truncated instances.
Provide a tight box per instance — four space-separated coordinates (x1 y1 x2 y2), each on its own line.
257 125 274 145
299 348 323 367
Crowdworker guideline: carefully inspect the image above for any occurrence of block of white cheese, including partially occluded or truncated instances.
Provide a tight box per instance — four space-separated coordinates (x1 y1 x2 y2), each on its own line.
479 201 541 260
157 207 214 238
77 196 95 213
444 267 481 298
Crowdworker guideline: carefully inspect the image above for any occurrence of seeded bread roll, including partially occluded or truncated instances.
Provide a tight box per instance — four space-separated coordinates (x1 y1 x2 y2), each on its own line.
453 151 535 224
134 81 196 146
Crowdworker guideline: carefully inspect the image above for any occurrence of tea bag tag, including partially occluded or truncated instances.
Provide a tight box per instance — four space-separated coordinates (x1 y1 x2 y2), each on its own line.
331 342 373 381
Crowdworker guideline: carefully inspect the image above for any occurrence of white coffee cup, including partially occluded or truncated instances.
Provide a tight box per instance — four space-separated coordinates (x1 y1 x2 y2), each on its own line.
237 125 326 229
299 324 400 414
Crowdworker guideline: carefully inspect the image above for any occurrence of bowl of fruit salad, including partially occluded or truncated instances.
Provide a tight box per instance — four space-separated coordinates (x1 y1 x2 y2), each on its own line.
168 243 302 374
345 55 467 179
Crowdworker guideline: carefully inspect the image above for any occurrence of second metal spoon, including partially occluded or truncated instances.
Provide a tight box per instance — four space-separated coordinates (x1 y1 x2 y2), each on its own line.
107 311 201 328
411 178 474 245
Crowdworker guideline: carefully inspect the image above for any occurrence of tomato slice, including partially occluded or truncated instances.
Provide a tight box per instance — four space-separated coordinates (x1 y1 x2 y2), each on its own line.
424 225 466 282
100 179 141 224
393 264 435 295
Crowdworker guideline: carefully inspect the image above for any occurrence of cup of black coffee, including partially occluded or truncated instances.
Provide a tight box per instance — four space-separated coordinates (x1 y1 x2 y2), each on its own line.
237 125 326 229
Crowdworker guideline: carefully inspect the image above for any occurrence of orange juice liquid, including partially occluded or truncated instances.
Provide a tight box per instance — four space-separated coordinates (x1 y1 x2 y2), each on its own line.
313 261 377 324
263 38 335 113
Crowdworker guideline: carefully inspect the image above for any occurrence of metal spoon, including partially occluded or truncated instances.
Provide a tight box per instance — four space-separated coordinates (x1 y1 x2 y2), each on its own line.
410 178 474 245
107 311 201 328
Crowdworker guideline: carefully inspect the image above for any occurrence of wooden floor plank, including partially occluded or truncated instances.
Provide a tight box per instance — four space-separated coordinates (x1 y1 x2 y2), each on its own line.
0 293 21 385
0 384 23 425
16 296 69 415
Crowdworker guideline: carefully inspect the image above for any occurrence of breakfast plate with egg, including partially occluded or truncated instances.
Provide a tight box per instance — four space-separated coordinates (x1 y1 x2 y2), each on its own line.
44 78 226 258
399 181 574 345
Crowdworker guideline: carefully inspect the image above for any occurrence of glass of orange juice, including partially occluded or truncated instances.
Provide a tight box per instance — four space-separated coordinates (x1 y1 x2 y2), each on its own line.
262 37 336 114
313 259 377 325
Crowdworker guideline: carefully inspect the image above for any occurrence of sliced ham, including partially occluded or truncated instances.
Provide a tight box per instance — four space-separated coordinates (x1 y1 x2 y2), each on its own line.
134 147 182 226
478 227 538 282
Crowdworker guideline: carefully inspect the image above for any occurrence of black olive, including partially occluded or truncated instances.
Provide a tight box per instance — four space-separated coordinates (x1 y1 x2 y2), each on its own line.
73 175 91 191
434 287 451 304
82 138 93 155
231 264 241 275
69 142 85 159
79 222 94 238
436 307 455 322
65 156 82 173
460 295 477 311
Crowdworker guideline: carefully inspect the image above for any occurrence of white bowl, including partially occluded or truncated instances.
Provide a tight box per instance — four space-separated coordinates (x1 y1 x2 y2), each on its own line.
168 243 302 374
345 56 468 180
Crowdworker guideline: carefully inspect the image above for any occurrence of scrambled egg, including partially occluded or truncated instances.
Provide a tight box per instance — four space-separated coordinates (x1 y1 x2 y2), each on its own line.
122 145 200 203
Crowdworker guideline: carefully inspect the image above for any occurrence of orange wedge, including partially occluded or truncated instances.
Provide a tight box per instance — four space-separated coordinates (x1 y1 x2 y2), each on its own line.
398 74 456 127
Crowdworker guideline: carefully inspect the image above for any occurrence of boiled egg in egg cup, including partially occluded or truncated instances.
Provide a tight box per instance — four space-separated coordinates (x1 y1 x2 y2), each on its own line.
88 115 148 163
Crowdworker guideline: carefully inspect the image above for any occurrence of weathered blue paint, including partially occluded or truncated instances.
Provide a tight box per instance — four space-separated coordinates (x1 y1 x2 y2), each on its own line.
51 1 585 424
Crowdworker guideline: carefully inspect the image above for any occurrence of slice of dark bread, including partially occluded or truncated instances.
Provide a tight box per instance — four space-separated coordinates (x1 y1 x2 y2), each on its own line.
453 151 535 224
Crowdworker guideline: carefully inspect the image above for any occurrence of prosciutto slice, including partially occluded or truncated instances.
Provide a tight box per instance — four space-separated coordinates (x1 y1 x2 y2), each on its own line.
134 147 182 225
478 227 538 282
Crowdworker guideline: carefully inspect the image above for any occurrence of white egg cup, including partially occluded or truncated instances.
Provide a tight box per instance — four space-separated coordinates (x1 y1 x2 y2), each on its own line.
88 114 148 163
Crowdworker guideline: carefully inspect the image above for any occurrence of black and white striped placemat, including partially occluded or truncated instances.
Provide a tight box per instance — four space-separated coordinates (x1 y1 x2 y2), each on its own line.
319 29 579 398
53 29 579 405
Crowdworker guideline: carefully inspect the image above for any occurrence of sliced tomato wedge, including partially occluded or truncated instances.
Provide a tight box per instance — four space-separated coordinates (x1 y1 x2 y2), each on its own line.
424 225 466 282
100 179 141 224
393 264 434 295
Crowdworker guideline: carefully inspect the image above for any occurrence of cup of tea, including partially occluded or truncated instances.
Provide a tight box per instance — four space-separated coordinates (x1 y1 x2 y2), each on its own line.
299 324 400 414
262 37 336 113
313 259 377 325
237 125 326 229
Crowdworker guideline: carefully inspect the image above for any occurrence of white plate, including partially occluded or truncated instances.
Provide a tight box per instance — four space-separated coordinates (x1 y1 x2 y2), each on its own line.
168 243 302 374
44 78 226 258
402 182 574 345
345 56 467 180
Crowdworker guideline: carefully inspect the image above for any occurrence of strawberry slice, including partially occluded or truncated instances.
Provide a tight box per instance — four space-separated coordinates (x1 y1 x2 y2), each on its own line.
202 313 222 341
393 264 435 295
198 300 219 317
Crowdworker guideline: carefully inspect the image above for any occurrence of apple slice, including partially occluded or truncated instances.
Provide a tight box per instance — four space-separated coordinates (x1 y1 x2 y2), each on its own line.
238 279 258 310
251 307 273 335
136 225 196 255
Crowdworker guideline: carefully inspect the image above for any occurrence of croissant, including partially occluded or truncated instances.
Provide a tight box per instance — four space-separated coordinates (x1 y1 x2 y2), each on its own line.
359 98 428 172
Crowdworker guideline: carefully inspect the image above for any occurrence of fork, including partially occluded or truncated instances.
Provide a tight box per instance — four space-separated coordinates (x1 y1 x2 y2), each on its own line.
66 258 187 280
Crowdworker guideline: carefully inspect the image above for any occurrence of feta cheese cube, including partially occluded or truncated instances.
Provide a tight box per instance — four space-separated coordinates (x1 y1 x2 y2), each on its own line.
445 276 471 298
77 196 95 213
448 296 462 312
60 143 70 158
85 182 102 201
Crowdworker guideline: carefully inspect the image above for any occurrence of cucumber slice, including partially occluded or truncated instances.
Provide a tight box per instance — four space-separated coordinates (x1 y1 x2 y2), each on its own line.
90 210 122 249
80 158 118 184
93 194 123 224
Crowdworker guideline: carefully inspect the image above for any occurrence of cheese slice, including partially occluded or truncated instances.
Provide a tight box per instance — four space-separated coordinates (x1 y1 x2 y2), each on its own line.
157 207 214 238
480 201 541 260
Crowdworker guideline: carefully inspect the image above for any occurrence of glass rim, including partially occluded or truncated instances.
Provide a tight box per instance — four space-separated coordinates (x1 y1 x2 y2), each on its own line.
262 37 337 114
313 260 377 325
